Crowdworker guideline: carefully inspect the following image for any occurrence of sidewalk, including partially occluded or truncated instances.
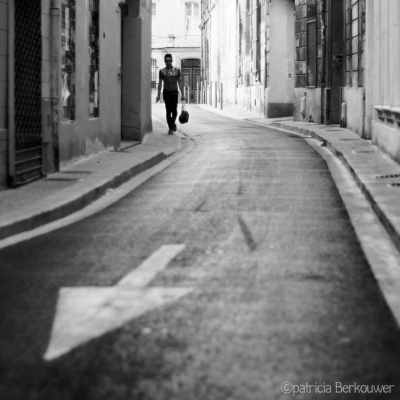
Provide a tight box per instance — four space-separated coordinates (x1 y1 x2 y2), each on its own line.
0 116 182 241
200 103 400 255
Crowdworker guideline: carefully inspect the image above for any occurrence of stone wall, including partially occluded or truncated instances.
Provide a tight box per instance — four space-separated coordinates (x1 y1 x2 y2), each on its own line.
60 0 123 167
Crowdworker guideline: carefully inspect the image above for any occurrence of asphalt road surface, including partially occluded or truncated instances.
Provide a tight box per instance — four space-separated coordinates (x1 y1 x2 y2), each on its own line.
1 105 400 400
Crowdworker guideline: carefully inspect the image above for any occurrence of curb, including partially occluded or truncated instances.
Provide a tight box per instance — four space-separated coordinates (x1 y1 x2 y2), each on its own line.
0 151 171 241
272 121 400 255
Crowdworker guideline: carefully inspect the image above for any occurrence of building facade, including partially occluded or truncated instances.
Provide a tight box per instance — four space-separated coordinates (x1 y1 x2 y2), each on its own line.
0 0 152 189
293 0 366 133
364 0 400 162
201 0 400 164
151 0 201 102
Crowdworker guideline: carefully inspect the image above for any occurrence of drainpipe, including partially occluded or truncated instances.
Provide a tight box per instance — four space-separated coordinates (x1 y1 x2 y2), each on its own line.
320 0 326 124
8 0 15 186
50 0 61 171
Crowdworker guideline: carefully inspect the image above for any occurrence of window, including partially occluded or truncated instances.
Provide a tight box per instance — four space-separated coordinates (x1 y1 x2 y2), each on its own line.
89 0 100 117
251 0 261 82
306 0 317 87
151 58 158 91
345 0 365 87
61 0 76 121
185 2 200 36
152 2 158 36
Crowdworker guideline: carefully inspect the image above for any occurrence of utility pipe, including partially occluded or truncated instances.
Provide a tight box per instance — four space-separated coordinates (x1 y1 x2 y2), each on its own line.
320 0 326 124
8 0 15 185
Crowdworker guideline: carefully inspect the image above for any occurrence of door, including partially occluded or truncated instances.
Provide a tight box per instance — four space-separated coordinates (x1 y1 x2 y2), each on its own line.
181 58 201 102
9 0 43 186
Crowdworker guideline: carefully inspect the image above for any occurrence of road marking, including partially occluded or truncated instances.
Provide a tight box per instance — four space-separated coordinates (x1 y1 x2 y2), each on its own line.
238 215 257 251
44 244 190 361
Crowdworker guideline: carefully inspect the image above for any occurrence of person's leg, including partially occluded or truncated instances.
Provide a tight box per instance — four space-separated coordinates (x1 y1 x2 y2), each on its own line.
163 91 173 129
163 91 174 134
171 92 179 128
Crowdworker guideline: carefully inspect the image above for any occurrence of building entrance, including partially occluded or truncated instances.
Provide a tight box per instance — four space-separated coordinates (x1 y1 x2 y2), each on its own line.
181 58 200 102
10 0 43 186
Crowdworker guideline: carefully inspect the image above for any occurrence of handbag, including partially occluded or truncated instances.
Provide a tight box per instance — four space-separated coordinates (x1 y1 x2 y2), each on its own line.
179 101 189 124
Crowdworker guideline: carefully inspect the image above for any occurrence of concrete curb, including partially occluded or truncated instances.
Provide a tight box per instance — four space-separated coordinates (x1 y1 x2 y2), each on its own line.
0 147 180 241
272 121 400 255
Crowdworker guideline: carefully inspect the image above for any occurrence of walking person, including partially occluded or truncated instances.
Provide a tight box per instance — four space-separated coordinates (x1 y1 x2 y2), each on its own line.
156 54 186 134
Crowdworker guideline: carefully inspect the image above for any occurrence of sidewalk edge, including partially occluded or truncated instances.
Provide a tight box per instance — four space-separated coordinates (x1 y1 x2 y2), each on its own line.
272 122 400 255
0 152 169 241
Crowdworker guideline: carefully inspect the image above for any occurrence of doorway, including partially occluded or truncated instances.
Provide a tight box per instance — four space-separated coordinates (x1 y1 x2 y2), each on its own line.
9 0 43 186
181 58 200 102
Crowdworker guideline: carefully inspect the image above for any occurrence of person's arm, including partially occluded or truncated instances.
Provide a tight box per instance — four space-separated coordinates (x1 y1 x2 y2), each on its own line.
177 70 185 101
156 71 163 102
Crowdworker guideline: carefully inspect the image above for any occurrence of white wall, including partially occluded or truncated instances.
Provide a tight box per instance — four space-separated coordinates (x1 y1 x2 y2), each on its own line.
152 0 201 48
365 0 400 162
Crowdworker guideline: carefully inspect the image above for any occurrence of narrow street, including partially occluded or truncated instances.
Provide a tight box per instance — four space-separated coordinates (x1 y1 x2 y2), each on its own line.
1 106 400 400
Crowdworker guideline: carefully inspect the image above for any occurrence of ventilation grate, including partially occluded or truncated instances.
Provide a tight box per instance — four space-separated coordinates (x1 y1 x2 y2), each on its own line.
376 174 400 179
44 177 81 181
59 170 92 174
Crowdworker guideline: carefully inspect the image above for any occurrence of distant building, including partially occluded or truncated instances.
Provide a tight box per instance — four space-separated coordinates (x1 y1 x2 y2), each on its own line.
151 0 201 102
201 0 294 117
201 0 400 164
0 0 152 188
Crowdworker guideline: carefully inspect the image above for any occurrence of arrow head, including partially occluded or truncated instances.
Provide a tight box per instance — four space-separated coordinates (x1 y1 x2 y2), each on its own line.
44 286 192 361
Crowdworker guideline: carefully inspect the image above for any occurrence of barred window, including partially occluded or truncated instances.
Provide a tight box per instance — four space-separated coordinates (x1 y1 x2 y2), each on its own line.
345 0 365 87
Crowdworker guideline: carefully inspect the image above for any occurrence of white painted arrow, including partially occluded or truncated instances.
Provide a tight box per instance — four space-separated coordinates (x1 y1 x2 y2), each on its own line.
44 244 190 361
